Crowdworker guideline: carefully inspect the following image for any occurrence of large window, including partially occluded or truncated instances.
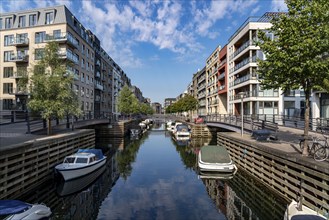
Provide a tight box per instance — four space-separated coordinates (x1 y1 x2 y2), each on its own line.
3 83 13 94
35 32 45 43
5 17 12 29
35 49 45 60
45 12 54 24
18 15 26 28
4 51 13 62
3 67 13 78
29 14 37 26
4 35 14 46
0 18 2 29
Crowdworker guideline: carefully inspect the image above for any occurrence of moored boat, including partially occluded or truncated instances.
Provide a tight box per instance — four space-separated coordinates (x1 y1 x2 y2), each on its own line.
173 123 191 141
55 149 106 181
284 199 328 220
0 200 51 220
198 145 237 174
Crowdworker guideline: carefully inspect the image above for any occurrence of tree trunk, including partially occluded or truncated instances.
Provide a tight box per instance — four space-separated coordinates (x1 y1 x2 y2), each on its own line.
302 91 310 156
47 118 52 135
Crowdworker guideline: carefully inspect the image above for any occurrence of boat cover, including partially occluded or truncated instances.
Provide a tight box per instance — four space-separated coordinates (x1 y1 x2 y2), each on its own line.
200 145 232 163
77 149 104 160
0 200 31 215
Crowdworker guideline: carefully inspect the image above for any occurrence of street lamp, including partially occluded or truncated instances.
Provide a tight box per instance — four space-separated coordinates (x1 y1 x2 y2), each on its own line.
238 92 245 137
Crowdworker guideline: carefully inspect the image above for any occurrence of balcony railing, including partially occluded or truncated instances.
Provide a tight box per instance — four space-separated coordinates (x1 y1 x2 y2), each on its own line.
11 71 28 79
45 32 78 48
234 55 257 72
12 37 29 46
10 54 29 62
218 72 225 80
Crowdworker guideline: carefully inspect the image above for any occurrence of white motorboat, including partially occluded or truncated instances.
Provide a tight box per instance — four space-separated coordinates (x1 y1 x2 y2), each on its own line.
55 149 106 181
284 199 327 220
0 200 51 220
57 165 106 196
198 145 237 175
173 124 190 141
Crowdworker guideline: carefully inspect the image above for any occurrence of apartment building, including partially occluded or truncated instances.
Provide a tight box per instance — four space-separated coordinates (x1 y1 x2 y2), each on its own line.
217 45 228 114
0 5 141 120
194 67 206 116
227 13 282 116
206 46 220 114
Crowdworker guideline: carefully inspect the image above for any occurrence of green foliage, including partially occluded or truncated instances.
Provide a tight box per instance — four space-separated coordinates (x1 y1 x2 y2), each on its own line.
257 0 329 155
28 42 81 128
118 85 154 115
165 95 198 113
257 0 329 93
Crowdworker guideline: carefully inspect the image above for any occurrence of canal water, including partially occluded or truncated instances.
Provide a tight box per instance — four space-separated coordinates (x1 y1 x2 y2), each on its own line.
17 121 287 220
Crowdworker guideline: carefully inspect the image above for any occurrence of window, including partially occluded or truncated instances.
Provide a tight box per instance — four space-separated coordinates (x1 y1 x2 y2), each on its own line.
53 29 61 39
35 49 45 60
81 44 85 54
3 83 13 94
4 51 13 62
4 35 14 46
0 18 2 29
81 59 85 69
76 158 88 163
3 67 13 78
16 33 28 44
18 16 26 27
35 32 45 43
5 17 12 29
29 14 37 26
45 12 54 24
3 99 13 110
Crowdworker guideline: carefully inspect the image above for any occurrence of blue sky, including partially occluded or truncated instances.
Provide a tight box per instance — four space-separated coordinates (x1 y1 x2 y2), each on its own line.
1 0 287 104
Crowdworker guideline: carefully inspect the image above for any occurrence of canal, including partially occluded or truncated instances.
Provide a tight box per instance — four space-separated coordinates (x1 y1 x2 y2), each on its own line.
17 121 288 220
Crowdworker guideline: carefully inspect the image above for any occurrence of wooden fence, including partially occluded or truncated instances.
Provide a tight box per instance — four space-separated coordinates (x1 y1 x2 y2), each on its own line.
217 132 329 216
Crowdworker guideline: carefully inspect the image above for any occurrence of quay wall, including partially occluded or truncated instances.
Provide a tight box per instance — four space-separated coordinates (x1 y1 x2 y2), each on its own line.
188 123 213 137
93 120 139 138
217 132 329 215
0 129 95 199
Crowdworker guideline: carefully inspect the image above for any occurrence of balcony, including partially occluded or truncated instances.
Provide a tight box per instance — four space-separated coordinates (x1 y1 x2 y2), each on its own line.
218 72 225 80
233 55 257 72
95 83 104 91
12 37 29 47
10 71 28 79
10 88 29 95
45 32 78 49
10 54 29 63
58 51 79 64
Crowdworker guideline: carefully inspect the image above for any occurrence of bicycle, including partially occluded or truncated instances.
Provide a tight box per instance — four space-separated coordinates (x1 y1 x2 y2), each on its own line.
313 134 329 161
299 135 322 155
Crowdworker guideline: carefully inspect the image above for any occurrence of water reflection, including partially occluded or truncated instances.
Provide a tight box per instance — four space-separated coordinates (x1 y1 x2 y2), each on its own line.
10 123 287 220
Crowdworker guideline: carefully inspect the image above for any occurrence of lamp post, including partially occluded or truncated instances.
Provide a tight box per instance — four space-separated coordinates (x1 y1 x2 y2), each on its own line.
238 92 245 137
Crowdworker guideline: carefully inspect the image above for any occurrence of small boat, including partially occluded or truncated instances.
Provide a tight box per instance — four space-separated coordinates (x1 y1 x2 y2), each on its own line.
55 149 106 181
198 145 237 174
284 199 327 220
0 200 51 220
173 124 190 141
57 165 106 196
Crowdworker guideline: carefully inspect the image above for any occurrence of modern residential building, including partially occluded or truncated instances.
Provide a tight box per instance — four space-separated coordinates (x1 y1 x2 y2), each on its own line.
164 98 176 110
151 102 162 114
217 45 228 114
194 67 207 116
0 5 142 120
206 45 221 114
227 13 281 116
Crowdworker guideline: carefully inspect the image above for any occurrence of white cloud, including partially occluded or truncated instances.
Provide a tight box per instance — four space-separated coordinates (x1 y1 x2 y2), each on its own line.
271 0 288 11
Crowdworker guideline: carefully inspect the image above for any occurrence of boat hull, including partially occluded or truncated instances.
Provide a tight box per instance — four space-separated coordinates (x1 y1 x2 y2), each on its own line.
55 157 106 181
284 200 327 220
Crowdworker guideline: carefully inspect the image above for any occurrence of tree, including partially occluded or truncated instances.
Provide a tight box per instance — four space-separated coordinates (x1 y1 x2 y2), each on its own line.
165 95 198 114
28 42 81 135
257 0 329 156
117 85 139 116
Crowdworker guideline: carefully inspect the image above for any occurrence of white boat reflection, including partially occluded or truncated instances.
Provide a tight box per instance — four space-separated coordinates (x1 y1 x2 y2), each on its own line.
198 171 237 180
56 165 106 197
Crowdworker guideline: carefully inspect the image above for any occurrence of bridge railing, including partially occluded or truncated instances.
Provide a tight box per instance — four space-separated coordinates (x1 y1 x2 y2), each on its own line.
205 114 329 132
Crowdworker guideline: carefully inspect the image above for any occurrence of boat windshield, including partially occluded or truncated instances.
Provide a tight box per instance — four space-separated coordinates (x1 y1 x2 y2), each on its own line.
64 157 75 164
76 158 88 163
